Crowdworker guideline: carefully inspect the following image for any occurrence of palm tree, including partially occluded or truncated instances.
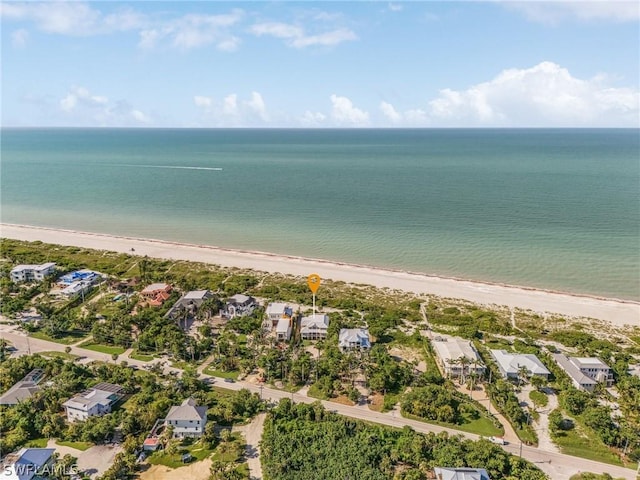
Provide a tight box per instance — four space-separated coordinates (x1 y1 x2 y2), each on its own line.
457 356 470 385
517 365 530 387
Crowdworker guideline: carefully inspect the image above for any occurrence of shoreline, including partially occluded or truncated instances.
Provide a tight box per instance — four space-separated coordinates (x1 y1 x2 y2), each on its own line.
1 223 638 327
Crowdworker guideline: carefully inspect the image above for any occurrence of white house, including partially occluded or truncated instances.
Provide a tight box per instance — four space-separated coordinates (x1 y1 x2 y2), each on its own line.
10 263 56 283
265 302 292 325
552 353 614 392
300 314 329 340
490 350 550 380
63 383 123 422
431 335 485 378
434 467 491 480
221 294 258 319
165 398 207 438
0 369 45 406
1 448 56 480
338 328 371 352
276 317 292 341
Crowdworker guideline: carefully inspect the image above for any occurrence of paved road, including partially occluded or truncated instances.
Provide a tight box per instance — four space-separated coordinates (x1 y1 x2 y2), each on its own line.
1 325 637 480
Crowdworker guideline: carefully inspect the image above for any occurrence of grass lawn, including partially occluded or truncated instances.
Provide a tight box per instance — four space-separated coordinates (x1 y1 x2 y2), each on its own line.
148 441 215 469
529 390 548 408
307 383 330 400
56 440 92 451
25 438 48 448
402 410 503 437
552 427 626 467
78 341 125 355
39 350 79 360
129 351 156 361
30 331 86 345
204 367 240 380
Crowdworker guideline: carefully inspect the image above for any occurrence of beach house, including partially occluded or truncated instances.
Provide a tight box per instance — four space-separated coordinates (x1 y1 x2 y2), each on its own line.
552 353 614 392
165 398 208 438
221 294 258 319
276 317 292 341
140 283 173 306
0 369 45 406
265 302 292 326
300 314 329 340
490 350 550 380
1 448 56 480
10 263 56 283
431 335 485 378
433 467 491 480
62 383 124 422
338 328 371 351
166 290 215 319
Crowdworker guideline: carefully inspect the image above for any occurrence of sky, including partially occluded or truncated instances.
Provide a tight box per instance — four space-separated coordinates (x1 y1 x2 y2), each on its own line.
1 1 639 128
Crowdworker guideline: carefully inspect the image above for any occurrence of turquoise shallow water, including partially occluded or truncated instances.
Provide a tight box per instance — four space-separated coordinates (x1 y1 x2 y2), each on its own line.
1 128 639 300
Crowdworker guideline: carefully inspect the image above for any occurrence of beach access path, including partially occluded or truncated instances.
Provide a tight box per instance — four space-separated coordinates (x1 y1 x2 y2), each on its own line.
1 223 639 327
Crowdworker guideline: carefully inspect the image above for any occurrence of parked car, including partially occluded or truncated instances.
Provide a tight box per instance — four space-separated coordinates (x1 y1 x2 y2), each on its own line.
489 436 506 445
224 378 235 383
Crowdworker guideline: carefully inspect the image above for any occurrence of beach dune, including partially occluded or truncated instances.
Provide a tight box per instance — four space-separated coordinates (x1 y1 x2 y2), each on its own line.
1 223 638 327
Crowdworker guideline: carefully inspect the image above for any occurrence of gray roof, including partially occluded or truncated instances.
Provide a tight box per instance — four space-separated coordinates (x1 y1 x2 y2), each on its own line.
338 328 371 348
166 398 207 422
0 369 45 406
63 383 123 411
300 314 329 332
228 294 254 305
183 290 214 300
434 467 490 480
431 335 483 365
552 353 597 387
490 350 550 376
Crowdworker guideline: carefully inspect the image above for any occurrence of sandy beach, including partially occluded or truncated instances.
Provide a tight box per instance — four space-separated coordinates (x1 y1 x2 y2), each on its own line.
1 223 638 327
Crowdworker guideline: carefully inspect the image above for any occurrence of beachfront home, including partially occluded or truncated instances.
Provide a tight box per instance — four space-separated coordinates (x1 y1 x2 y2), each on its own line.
57 269 102 286
1 448 56 480
338 328 371 352
10 263 56 283
276 317 292 341
431 335 485 378
221 294 258 319
265 302 293 326
62 383 124 422
433 467 491 480
300 314 329 340
166 290 215 319
165 398 208 438
552 353 613 392
0 369 45 406
490 350 550 381
140 283 173 307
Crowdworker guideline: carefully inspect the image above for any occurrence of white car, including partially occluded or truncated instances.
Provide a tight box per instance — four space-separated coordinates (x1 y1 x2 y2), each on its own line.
489 436 506 445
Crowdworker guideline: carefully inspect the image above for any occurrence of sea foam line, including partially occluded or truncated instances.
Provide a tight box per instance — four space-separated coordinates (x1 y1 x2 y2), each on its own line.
112 164 223 171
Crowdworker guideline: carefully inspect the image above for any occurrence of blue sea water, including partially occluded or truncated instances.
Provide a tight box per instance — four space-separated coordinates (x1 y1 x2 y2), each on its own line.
1 128 639 300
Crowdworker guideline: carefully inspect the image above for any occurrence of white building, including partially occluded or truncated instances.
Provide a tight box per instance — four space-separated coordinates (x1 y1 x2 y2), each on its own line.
221 294 258 319
1 448 55 480
338 328 371 352
431 335 485 378
10 263 56 283
490 350 550 380
63 383 123 422
165 398 207 438
276 317 292 341
552 353 613 391
265 302 292 324
434 467 490 480
300 314 329 340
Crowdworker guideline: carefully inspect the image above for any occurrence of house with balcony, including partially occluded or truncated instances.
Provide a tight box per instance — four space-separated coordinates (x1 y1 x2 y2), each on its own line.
552 353 614 391
62 383 124 422
221 294 258 319
165 398 207 438
338 328 371 352
300 314 329 340
431 335 485 378
10 263 56 283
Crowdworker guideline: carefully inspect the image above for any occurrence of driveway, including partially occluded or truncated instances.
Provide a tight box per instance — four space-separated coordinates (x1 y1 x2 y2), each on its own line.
77 444 122 479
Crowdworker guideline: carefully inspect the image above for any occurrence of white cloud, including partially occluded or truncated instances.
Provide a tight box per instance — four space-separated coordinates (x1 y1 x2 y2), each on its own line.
428 61 639 127
59 86 108 112
57 86 151 126
217 36 241 52
250 21 357 48
504 1 640 24
131 109 151 124
166 11 244 50
388 3 404 12
11 28 29 47
245 91 268 121
194 96 213 108
330 94 369 126
0 2 145 36
380 101 402 123
300 110 327 125
223 94 238 116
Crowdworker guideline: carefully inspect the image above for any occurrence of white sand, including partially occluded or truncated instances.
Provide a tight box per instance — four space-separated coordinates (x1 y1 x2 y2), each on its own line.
1 223 638 327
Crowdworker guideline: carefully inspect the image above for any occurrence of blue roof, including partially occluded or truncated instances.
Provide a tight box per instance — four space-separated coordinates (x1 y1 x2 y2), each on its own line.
11 448 55 480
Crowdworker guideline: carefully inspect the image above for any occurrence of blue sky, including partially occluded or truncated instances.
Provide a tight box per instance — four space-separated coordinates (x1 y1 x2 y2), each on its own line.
2 1 639 127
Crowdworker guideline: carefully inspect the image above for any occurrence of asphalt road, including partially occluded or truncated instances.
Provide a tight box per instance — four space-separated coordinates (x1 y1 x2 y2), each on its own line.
1 325 637 480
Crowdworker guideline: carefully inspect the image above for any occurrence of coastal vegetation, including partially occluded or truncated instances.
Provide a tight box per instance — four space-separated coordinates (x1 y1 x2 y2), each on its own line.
1 238 639 470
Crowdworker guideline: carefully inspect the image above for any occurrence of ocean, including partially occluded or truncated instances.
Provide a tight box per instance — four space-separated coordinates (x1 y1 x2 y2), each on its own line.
1 128 638 301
